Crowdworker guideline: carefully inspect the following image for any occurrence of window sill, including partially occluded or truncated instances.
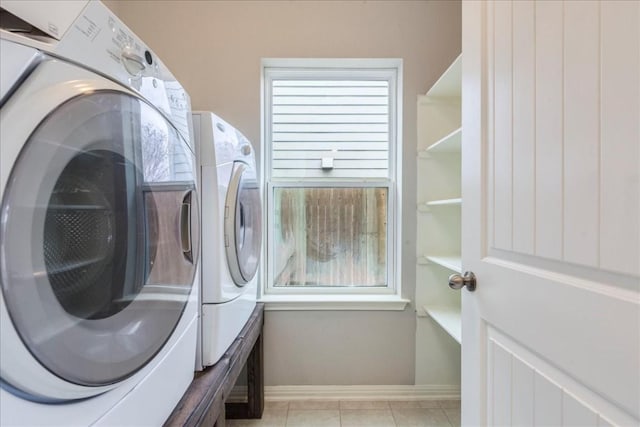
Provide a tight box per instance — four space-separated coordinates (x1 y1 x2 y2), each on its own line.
258 294 410 311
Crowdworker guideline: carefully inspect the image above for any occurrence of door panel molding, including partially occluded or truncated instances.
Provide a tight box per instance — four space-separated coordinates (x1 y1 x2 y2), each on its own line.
487 327 634 426
485 0 640 277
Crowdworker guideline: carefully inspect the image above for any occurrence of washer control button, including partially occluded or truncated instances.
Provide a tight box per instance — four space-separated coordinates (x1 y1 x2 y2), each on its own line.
121 49 145 76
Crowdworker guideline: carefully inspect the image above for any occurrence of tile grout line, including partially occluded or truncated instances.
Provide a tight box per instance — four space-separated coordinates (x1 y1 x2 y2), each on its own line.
442 408 455 427
439 401 460 427
285 400 290 427
389 404 399 427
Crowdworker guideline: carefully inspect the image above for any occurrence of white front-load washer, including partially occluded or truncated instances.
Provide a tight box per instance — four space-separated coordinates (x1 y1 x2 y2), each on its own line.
0 1 200 425
192 112 261 370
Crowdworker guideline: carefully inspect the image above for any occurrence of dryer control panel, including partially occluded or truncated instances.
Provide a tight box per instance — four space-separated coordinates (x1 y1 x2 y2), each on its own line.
211 114 257 167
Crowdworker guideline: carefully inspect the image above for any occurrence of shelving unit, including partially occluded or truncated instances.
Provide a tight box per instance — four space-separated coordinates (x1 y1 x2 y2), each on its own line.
415 54 462 346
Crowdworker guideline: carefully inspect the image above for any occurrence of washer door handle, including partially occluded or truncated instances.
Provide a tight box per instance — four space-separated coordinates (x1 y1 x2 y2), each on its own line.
180 190 193 263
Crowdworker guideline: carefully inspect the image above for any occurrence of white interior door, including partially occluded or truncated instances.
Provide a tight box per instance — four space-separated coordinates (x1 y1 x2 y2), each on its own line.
461 1 639 425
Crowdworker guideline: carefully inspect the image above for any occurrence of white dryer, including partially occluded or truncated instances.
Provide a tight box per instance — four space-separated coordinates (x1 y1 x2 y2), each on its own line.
192 112 261 370
0 1 200 425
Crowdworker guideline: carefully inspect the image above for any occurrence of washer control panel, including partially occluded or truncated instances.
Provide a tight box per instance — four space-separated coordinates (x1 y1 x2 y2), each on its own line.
51 1 192 145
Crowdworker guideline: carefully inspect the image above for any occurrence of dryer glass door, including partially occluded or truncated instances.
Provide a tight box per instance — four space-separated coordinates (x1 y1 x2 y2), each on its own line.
224 161 262 285
0 90 199 388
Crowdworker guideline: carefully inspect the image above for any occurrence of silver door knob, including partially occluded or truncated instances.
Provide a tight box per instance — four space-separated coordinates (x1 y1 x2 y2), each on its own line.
448 271 477 292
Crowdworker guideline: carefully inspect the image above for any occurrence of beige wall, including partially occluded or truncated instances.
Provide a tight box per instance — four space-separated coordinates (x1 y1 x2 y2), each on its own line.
113 0 461 386
101 0 121 16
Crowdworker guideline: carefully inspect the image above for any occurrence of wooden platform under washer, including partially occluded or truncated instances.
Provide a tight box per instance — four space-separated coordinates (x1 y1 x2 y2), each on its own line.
165 303 265 427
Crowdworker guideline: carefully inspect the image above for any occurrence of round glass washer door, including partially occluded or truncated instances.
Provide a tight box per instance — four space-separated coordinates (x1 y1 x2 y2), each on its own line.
224 161 262 285
0 90 198 391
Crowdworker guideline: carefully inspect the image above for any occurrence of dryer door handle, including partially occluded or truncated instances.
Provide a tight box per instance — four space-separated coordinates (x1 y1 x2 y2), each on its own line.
180 190 194 263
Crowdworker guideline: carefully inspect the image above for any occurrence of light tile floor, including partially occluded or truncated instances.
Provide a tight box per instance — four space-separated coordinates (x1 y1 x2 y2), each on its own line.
226 400 461 427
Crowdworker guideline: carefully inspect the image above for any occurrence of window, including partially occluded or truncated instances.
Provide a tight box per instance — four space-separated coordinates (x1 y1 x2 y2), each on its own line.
262 59 403 303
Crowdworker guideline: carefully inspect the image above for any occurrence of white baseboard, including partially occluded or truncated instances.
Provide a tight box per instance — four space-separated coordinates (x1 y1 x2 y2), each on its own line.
261 385 460 401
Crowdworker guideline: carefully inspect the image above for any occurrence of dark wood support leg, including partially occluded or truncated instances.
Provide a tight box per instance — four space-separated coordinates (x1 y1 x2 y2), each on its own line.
245 333 264 419
225 332 264 419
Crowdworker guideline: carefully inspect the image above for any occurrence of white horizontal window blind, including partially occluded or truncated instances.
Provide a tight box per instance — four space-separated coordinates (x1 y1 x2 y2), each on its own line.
270 79 390 179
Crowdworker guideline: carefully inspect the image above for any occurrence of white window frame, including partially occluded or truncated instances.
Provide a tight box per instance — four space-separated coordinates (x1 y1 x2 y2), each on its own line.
259 58 408 310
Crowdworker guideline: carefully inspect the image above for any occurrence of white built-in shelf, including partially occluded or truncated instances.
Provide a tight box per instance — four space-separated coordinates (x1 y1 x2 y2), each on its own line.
426 54 462 98
417 204 430 214
427 198 462 207
426 127 462 153
417 198 461 213
419 256 462 273
423 305 461 344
